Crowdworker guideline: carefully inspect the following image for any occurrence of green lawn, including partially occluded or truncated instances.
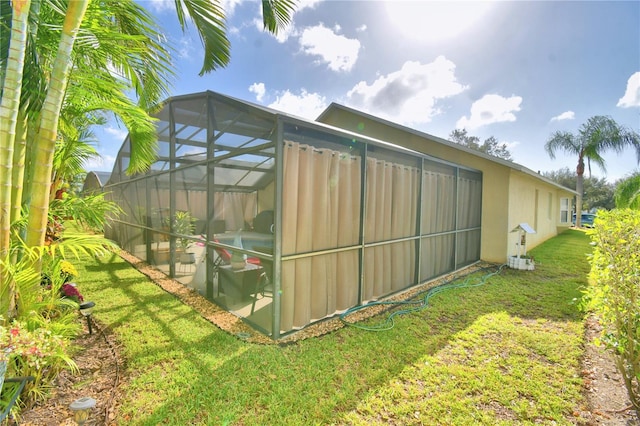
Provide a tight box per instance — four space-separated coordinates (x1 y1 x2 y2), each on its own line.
76 230 591 425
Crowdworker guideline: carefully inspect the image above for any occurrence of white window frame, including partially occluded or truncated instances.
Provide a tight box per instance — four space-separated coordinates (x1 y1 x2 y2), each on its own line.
559 197 570 223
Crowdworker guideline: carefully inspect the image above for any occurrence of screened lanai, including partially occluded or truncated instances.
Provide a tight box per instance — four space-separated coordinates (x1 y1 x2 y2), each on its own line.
104 91 482 338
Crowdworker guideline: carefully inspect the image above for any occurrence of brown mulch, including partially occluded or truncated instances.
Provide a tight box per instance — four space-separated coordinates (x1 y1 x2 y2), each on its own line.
579 315 639 425
16 320 123 426
13 253 640 425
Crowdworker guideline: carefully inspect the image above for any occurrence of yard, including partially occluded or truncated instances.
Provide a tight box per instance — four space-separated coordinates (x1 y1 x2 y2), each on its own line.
20 229 632 425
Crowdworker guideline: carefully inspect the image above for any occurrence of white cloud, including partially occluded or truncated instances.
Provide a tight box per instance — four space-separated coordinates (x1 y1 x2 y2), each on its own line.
104 125 128 142
299 24 360 72
84 154 116 172
456 94 522 130
146 0 174 13
345 56 468 125
177 36 196 60
298 0 322 10
221 0 243 16
617 72 640 108
268 89 328 119
550 110 575 122
356 24 367 33
249 82 266 102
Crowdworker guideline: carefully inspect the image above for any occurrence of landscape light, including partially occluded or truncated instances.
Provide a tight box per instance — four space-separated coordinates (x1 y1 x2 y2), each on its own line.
79 301 96 335
69 396 96 425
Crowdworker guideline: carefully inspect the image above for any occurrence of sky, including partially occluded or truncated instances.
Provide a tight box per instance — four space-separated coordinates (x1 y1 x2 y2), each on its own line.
89 0 640 183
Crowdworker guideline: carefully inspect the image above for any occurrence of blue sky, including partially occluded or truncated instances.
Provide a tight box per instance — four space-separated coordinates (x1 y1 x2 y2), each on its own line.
89 0 640 183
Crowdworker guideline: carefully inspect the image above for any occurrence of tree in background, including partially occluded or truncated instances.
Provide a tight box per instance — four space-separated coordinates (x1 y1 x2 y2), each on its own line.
449 129 513 161
614 172 640 209
543 167 615 211
544 115 640 227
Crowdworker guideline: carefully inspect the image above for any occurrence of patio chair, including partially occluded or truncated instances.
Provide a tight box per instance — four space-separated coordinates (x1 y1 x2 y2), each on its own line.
0 375 34 422
212 240 261 298
213 240 261 268
250 246 273 315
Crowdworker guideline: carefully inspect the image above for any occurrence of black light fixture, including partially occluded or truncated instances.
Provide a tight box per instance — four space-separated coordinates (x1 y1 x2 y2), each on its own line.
79 301 95 335
69 396 96 425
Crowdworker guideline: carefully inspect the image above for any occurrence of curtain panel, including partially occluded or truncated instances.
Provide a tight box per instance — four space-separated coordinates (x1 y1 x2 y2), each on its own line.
362 158 420 302
281 141 361 331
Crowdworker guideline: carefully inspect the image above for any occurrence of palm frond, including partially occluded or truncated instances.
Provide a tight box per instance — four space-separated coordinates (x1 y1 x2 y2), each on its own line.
63 71 159 174
615 173 640 209
52 127 100 185
81 0 174 110
174 0 230 75
49 192 123 231
261 0 297 34
544 131 580 159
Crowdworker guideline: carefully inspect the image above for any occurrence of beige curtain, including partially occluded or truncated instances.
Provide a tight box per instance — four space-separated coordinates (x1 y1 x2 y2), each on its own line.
456 175 482 265
281 141 361 331
418 169 457 280
421 170 456 234
457 176 482 229
175 190 207 221
362 158 419 302
212 192 257 232
421 234 455 280
151 189 253 233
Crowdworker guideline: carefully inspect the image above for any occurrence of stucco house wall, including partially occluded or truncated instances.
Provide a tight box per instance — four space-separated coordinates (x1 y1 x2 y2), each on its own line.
507 170 573 257
317 103 575 263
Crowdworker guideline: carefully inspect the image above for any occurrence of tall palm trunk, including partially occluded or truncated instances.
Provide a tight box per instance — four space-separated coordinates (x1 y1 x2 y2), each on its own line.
0 0 31 259
0 0 31 319
11 109 28 226
25 0 89 249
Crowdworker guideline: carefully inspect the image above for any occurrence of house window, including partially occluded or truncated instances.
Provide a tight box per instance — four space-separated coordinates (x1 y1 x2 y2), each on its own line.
560 197 570 223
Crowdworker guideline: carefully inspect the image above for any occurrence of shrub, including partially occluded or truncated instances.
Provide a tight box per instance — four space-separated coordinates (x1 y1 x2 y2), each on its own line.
0 316 75 406
586 209 640 413
1 253 80 410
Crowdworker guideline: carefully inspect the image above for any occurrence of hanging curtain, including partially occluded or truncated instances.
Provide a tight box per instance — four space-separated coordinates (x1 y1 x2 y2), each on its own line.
212 192 257 232
363 158 419 302
457 175 482 229
175 190 207 221
420 169 457 277
281 141 361 331
456 174 482 265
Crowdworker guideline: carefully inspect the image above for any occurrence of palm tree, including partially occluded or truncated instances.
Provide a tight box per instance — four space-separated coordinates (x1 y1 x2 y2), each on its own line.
615 173 640 209
0 0 32 261
0 0 296 318
545 116 640 227
50 125 100 200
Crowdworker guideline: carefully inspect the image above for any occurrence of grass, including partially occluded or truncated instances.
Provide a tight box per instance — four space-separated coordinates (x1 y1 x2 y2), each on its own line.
75 229 592 425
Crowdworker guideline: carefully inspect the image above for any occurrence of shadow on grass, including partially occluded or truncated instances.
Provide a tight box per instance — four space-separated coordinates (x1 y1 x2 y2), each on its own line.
75 230 592 425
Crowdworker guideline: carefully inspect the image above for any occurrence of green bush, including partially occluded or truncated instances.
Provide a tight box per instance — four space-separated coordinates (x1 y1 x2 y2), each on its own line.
586 209 640 413
1 253 79 410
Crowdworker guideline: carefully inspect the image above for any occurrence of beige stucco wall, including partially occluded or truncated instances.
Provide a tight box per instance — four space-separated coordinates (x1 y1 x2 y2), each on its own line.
318 107 574 263
506 170 573 258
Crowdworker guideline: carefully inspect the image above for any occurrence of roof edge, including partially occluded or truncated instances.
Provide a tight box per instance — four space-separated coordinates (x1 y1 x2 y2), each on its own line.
317 103 577 195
